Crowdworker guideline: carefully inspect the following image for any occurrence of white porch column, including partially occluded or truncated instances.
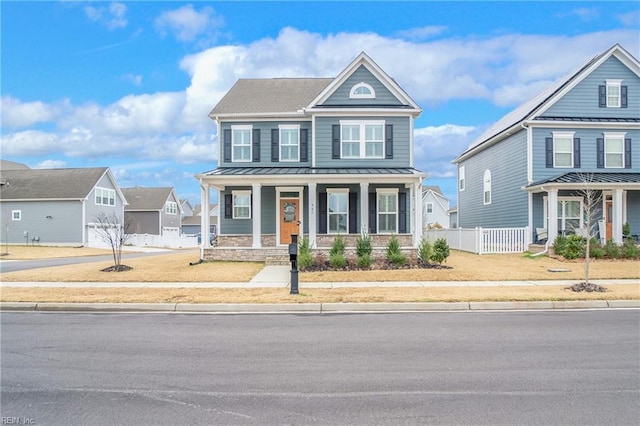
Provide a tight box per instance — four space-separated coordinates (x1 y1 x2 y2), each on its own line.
413 181 423 247
612 188 623 244
308 182 317 248
547 189 558 243
252 183 262 248
200 184 211 249
360 182 369 234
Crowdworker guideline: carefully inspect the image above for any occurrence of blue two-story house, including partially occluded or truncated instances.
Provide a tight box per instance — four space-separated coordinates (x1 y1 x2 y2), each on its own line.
196 52 426 259
454 44 639 246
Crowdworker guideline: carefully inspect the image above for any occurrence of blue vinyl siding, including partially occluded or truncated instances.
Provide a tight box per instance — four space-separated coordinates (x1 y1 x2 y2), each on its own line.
322 65 403 106
543 56 640 119
220 187 253 235
458 130 529 228
627 190 640 237
261 186 276 234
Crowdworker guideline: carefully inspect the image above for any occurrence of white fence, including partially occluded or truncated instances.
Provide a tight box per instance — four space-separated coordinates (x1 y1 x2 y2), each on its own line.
126 233 199 249
424 227 531 254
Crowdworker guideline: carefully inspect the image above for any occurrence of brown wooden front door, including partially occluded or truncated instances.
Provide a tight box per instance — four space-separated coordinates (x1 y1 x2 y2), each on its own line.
280 199 300 245
605 200 613 240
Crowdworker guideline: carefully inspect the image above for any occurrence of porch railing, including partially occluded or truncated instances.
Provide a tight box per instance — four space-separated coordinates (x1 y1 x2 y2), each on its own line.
423 227 531 254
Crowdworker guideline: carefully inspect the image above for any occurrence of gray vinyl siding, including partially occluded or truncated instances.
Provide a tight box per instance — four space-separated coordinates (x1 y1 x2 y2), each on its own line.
218 121 312 168
532 127 640 182
220 187 253 235
261 186 277 234
160 192 181 233
85 174 125 224
315 115 411 167
543 56 640 119
458 130 529 228
626 190 640 237
321 65 403 106
125 211 160 235
0 200 83 244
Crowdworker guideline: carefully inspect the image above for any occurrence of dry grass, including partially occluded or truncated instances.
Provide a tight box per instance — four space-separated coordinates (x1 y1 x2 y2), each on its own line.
2 284 638 304
0 245 114 259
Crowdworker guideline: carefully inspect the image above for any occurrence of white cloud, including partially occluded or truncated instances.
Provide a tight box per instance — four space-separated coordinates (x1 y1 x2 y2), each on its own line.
154 4 224 43
1 96 68 129
396 26 448 41
84 2 128 30
34 159 67 169
122 73 143 86
617 10 640 27
413 125 479 178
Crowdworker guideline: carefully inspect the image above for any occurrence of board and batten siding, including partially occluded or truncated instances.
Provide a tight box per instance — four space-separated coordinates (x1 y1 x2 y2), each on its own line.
321 65 403 106
543 56 639 119
314 115 411 168
1 200 83 244
458 129 529 228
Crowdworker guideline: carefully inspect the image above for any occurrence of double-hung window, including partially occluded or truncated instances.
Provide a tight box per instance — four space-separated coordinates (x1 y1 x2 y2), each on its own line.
232 126 252 162
279 125 299 162
604 133 625 168
426 202 433 214
606 80 622 107
377 189 398 234
165 201 178 215
553 132 574 167
458 166 465 191
232 191 251 219
327 189 348 234
340 121 384 159
95 187 115 206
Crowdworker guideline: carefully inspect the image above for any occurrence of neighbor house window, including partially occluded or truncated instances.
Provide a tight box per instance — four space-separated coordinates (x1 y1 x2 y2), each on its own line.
483 169 492 205
12 210 21 221
232 125 252 162
459 166 465 191
604 132 625 168
232 191 251 219
95 187 115 206
606 80 622 107
377 189 398 234
327 189 348 234
165 201 178 215
349 82 375 99
340 120 384 159
426 202 433 214
279 125 299 162
553 132 574 168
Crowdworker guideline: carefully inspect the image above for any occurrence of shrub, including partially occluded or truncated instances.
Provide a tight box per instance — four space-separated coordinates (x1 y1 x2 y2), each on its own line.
562 234 585 260
604 239 621 259
298 236 313 270
329 236 346 257
430 238 450 264
622 222 631 240
417 238 432 265
553 235 567 256
388 252 406 266
356 253 373 269
588 238 605 259
386 235 401 257
355 232 373 257
621 238 640 259
329 252 347 269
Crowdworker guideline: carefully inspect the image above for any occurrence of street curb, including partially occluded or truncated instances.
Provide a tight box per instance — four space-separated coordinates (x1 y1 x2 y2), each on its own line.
175 303 322 312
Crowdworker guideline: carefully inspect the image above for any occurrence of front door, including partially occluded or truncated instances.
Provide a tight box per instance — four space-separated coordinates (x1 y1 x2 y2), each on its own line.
605 200 613 240
280 199 300 245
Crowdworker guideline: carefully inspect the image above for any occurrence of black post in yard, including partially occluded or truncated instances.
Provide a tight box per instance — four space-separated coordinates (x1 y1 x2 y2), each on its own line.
289 234 299 295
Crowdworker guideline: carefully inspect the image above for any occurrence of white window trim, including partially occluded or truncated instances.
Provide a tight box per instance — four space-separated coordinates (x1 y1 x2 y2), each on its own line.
231 125 252 163
349 82 375 99
339 120 385 159
603 132 626 169
279 124 300 162
327 188 349 234
543 196 584 233
95 187 116 206
605 79 622 108
376 188 399 235
552 131 575 168
425 202 433 214
483 169 492 205
459 166 465 191
232 190 251 219
165 201 178 215
12 210 21 221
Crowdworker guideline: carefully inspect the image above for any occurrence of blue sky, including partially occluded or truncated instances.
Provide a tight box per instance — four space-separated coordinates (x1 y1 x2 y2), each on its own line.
2 1 639 207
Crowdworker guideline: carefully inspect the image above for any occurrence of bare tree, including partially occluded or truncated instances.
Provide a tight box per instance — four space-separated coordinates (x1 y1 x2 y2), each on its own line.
575 172 603 287
93 212 131 271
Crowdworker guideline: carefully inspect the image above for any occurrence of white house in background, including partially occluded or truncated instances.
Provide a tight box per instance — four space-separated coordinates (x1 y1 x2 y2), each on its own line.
422 186 450 229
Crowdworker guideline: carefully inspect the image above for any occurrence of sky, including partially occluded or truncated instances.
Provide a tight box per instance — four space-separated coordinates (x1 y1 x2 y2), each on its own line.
1 1 639 208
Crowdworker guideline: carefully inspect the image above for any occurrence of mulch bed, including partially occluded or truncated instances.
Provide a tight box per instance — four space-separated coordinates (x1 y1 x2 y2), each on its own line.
302 258 452 272
101 264 133 272
567 282 607 292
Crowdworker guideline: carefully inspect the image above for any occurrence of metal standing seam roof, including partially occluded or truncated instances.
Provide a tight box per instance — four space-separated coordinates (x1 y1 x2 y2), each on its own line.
526 172 640 188
0 167 109 200
120 187 174 210
202 167 423 176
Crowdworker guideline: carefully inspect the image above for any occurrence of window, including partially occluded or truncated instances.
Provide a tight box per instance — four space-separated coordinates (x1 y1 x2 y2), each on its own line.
232 125 252 162
279 125 299 162
349 82 375 99
232 191 251 219
553 132 574 167
483 169 492 205
165 201 178 215
459 166 465 191
557 198 582 234
606 80 622 107
377 190 398 234
327 189 348 234
12 210 21 221
604 133 625 168
340 121 384 159
95 187 115 206
426 202 433 214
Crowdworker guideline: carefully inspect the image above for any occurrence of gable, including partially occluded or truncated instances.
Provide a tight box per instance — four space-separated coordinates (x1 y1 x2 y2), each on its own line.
320 65 404 107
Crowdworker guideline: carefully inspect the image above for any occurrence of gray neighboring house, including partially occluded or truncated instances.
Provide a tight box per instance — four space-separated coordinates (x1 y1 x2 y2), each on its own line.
180 199 194 217
0 164 126 246
181 204 219 236
453 44 639 244
121 187 182 236
422 186 450 229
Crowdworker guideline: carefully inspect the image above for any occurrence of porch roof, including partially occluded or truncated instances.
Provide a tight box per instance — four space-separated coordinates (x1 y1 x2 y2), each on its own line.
524 172 640 192
202 166 421 176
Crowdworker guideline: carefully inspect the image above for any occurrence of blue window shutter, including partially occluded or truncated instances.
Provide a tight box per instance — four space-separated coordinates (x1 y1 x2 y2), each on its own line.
625 138 632 168
332 125 340 159
368 193 377 234
300 129 308 162
224 194 232 219
573 138 580 168
398 192 407 234
385 124 393 159
598 85 606 107
621 86 628 108
318 192 327 234
348 192 357 234
545 137 553 168
271 129 279 162
223 129 232 162
252 129 261 162
597 138 605 168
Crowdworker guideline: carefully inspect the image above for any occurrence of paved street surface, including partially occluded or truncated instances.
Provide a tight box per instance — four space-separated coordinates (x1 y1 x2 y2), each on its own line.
2 310 639 425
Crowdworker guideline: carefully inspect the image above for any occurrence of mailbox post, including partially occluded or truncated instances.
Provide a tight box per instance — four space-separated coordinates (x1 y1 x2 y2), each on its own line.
289 234 299 295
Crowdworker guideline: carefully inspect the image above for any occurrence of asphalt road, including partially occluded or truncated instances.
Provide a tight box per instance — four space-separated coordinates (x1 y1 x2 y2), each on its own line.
1 310 639 425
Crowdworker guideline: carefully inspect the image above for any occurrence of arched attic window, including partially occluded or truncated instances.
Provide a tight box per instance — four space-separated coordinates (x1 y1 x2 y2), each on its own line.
349 82 375 99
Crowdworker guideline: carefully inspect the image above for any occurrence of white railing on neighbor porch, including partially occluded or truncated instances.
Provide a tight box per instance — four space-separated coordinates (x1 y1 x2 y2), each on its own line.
126 233 199 249
424 227 531 254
